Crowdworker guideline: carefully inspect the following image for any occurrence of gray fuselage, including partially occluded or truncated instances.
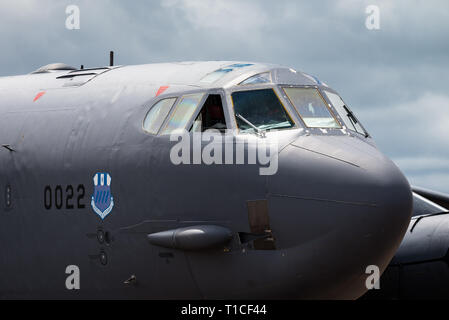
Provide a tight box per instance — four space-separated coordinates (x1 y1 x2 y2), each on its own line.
0 61 412 299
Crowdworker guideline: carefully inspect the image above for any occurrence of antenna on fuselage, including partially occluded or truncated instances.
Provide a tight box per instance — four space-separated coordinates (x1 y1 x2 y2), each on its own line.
109 51 114 67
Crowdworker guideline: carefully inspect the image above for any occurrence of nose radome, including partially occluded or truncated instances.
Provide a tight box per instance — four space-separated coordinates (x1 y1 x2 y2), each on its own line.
268 135 412 216
266 136 412 299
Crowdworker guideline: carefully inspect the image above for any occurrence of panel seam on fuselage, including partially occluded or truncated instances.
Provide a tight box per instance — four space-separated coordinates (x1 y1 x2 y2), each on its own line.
289 143 360 168
269 193 378 207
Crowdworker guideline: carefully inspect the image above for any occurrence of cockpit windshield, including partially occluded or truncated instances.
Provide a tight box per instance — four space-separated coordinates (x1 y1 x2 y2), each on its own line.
231 88 294 133
283 87 341 129
323 90 367 136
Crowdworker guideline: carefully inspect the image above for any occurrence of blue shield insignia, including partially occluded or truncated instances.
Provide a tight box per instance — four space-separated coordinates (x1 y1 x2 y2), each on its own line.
91 172 114 220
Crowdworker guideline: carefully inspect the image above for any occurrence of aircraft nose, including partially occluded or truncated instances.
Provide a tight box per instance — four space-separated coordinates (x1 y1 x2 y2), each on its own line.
266 135 412 299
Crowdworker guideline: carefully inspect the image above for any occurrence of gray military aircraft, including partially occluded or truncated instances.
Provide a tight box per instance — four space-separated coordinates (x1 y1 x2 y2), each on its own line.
0 60 421 299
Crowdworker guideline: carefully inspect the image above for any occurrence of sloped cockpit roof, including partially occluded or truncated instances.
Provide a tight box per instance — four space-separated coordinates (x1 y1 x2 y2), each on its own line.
93 61 327 89
0 61 330 94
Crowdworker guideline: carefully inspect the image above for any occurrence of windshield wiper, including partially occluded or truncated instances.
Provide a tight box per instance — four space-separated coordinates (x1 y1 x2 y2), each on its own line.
343 105 358 124
236 114 266 138
260 122 293 131
343 105 369 138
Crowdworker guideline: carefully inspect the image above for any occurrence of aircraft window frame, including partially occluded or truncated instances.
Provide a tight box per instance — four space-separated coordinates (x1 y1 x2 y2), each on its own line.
142 97 179 135
321 88 369 137
160 92 207 135
281 86 342 129
189 92 229 133
229 86 297 134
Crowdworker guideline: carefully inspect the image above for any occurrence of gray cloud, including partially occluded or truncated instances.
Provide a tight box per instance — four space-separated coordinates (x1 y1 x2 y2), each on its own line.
1 0 448 192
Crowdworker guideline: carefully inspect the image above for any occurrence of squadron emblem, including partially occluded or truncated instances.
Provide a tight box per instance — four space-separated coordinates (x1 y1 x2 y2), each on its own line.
91 172 114 220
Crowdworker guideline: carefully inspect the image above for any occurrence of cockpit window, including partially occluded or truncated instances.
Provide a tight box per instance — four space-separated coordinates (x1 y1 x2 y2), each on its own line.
323 90 366 135
283 87 341 128
200 63 254 84
191 94 227 132
143 97 177 134
231 88 294 132
200 69 233 84
161 93 205 134
239 72 272 85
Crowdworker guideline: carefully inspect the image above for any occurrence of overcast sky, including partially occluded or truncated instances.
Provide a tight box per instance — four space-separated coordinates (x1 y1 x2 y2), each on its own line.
1 0 448 192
